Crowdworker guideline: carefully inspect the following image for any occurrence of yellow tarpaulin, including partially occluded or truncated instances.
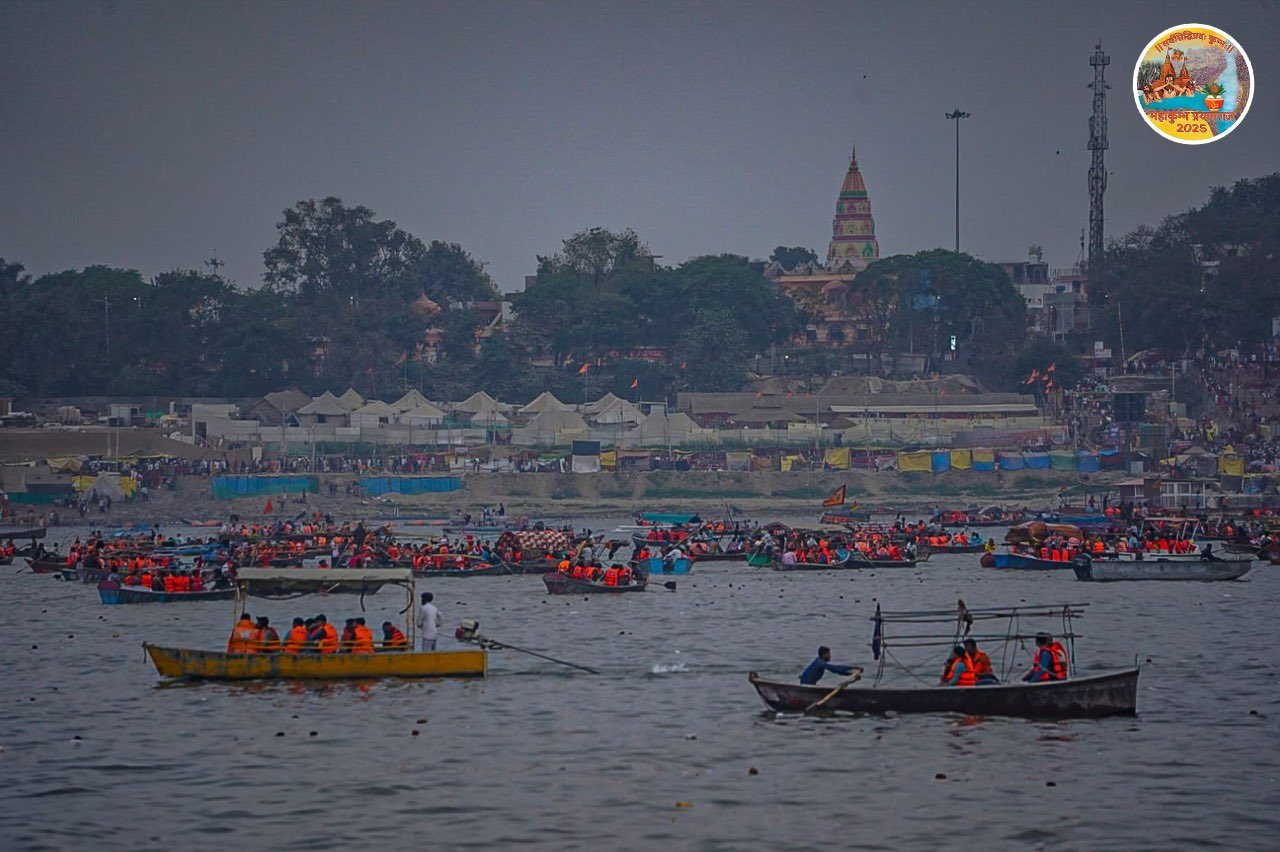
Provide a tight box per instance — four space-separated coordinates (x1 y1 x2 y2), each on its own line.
950 449 972 470
972 449 996 465
1218 447 1244 477
897 450 933 473
781 454 802 472
752 454 776 472
47 457 84 473
600 450 617 470
72 475 95 492
824 447 851 469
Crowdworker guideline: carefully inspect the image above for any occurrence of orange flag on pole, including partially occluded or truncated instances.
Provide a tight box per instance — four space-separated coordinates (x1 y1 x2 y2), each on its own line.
264 499 274 515
578 363 589 375
822 484 847 507
630 378 638 389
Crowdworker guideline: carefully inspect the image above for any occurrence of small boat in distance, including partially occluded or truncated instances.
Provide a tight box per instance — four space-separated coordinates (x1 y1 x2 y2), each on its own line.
1071 554 1253 582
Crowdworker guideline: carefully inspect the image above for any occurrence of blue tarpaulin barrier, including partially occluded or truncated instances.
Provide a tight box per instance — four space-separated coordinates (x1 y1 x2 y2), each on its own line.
1023 453 1051 470
931 451 951 474
212 475 317 499
998 453 1025 471
1076 452 1101 473
360 476 462 497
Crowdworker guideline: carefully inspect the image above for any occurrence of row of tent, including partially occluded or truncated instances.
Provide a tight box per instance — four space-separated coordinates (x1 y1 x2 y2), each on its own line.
895 449 1115 474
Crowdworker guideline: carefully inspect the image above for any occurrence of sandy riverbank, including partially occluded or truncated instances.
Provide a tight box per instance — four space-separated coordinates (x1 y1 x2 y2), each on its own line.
46 468 1120 527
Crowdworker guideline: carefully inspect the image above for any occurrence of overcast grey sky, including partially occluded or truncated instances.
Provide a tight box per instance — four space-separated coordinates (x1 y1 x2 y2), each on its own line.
2 1 1276 291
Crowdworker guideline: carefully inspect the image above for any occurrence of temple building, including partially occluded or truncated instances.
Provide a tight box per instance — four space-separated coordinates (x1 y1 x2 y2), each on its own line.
765 144 881 346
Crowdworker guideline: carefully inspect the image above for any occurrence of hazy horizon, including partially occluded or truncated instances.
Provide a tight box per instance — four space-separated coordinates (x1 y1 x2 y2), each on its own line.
2 0 1276 291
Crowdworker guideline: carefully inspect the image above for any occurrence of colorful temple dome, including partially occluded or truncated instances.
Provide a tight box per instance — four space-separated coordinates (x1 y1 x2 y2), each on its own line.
826 144 879 270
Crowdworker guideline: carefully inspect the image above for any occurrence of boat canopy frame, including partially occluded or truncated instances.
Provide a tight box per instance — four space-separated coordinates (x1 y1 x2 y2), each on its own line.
231 567 417 645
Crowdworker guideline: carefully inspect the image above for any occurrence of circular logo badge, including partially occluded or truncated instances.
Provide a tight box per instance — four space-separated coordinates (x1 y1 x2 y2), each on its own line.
1133 23 1253 144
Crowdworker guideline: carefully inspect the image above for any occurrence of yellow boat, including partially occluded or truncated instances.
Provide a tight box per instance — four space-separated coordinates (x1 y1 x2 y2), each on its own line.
143 567 486 681
143 643 486 680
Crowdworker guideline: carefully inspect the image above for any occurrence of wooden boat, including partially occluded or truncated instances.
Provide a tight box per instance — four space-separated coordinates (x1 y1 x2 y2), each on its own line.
631 555 692 575
770 555 860 571
0 525 47 540
980 550 1074 570
0 555 14 566
411 562 508 578
542 572 648 594
1072 556 1253 582
747 669 1139 719
746 551 773 567
144 567 487 681
689 551 747 564
861 555 923 568
925 543 987 555
28 556 70 574
144 644 486 680
500 557 559 575
99 581 236 604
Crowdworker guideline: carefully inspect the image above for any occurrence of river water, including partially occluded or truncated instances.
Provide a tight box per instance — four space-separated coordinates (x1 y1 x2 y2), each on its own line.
1 522 1276 851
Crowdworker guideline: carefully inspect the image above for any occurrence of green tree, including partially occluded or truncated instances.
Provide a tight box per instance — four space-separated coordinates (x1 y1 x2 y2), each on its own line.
0 258 30 299
537 227 655 286
769 245 819 269
676 308 750 392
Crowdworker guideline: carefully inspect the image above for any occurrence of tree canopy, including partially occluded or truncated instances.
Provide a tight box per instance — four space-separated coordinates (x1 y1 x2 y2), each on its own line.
1090 173 1280 354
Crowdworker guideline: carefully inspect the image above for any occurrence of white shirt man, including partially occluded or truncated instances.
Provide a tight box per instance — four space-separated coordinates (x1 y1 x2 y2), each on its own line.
416 593 441 651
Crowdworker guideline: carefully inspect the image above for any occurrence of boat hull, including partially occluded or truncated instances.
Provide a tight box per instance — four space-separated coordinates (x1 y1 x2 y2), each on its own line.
632 556 691 575
144 643 487 680
988 552 1073 570
1073 558 1253 582
748 669 1139 719
542 572 647 594
99 582 235 604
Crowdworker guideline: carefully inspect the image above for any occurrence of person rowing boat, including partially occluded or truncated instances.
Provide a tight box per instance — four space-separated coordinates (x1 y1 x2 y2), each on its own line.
799 645 857 685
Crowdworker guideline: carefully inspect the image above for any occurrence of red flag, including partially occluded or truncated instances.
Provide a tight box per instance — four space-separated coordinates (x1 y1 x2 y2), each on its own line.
1025 369 1040 384
630 378 638 389
822 484 847 507
1046 362 1057 372
680 361 687 370
264 499 274 515
787 390 794 398
578 362 589 375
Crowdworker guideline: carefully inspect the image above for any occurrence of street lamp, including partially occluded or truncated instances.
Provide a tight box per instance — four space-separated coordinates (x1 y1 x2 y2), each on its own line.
945 109 970 253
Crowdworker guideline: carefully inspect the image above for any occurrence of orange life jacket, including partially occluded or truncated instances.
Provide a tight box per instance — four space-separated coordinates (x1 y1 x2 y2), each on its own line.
227 618 257 653
383 626 408 650
284 625 309 653
255 626 281 653
318 624 339 654
352 625 375 654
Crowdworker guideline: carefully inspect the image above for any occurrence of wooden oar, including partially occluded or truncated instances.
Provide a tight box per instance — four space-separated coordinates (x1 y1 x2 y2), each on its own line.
804 667 865 714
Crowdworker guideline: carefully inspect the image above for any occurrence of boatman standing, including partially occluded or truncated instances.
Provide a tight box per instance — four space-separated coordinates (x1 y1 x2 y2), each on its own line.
417 591 440 651
799 646 857 685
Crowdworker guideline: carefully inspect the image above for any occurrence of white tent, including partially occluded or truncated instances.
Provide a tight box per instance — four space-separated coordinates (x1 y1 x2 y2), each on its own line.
454 390 502 414
390 389 433 413
519 391 570 415
589 397 643 426
297 391 349 425
337 388 365 411
350 400 398 429
583 392 622 416
400 402 448 426
633 410 697 441
527 408 588 433
83 474 128 502
469 405 509 427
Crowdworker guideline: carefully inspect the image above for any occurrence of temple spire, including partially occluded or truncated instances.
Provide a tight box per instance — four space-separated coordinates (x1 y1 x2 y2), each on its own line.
826 142 879 269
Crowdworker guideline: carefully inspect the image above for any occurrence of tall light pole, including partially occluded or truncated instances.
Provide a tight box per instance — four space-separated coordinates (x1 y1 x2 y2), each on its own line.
97 296 111 356
945 109 970 253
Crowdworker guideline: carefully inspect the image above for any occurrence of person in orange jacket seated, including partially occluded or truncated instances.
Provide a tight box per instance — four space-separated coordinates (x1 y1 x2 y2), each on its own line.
941 645 977 686
381 621 408 650
309 614 339 654
963 638 999 684
351 618 375 654
283 617 309 653
254 616 281 653
227 613 258 653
